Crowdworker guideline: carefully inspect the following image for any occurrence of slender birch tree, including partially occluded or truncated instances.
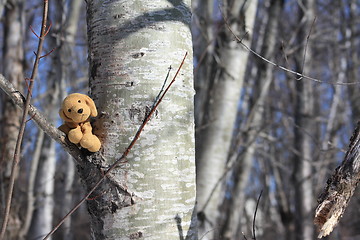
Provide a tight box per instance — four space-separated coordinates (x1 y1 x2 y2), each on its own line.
219 1 283 238
194 1 257 239
292 1 316 239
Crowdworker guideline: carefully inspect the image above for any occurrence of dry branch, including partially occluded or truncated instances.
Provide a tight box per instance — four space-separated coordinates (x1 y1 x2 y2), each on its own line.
314 121 360 238
0 74 84 164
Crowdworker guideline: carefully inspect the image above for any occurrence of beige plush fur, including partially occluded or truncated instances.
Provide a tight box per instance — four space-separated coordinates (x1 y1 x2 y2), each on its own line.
58 93 101 152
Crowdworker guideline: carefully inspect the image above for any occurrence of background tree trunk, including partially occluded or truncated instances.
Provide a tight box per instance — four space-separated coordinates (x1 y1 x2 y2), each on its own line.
81 1 196 239
28 137 56 240
0 0 24 239
292 1 316 239
219 1 283 238
194 1 257 239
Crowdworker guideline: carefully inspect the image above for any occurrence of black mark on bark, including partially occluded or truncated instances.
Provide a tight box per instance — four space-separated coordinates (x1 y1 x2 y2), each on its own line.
91 61 101 79
130 231 143 239
131 52 145 59
175 214 184 240
113 14 124 19
111 201 119 213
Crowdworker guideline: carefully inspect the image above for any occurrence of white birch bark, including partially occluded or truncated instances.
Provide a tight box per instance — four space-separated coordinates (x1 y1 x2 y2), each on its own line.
28 137 56 240
82 1 196 239
60 155 75 240
19 130 44 240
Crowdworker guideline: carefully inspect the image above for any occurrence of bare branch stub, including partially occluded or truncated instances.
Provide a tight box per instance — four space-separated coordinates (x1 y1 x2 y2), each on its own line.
40 47 56 59
252 190 262 240
314 121 360 238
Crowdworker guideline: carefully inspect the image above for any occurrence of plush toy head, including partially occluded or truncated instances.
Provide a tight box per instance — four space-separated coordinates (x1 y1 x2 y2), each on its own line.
59 93 98 123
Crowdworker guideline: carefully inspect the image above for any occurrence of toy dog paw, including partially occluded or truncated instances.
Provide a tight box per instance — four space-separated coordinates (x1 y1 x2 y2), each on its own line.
58 93 101 152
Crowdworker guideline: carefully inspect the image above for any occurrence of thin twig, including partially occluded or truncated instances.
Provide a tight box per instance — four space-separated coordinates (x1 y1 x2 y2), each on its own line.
297 17 316 81
252 190 263 240
152 65 172 108
29 25 40 39
242 232 248 240
0 1 49 239
43 21 52 37
39 47 56 59
43 52 188 240
222 11 358 86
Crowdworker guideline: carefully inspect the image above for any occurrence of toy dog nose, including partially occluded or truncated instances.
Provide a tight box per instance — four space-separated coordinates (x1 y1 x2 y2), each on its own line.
78 109 83 114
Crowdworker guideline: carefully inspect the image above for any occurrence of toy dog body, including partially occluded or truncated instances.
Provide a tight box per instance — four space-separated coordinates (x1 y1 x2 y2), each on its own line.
59 93 101 152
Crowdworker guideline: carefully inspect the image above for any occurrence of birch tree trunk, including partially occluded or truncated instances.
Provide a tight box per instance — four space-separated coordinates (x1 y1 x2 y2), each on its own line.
293 1 315 239
220 1 283 239
194 1 257 239
28 137 56 240
19 130 44 240
0 0 24 238
81 1 196 239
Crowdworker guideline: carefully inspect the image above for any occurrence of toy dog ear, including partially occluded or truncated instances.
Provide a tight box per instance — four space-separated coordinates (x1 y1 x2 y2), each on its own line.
59 109 72 122
85 95 98 117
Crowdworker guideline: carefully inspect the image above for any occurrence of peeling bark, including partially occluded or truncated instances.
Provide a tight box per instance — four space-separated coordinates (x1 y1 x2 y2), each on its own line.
315 121 360 238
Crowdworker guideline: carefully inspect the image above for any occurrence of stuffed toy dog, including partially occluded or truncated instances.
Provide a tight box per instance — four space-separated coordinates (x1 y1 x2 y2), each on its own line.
59 93 101 152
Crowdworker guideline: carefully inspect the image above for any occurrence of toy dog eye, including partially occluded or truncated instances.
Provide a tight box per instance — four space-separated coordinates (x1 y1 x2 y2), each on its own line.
68 109 71 112
78 100 81 103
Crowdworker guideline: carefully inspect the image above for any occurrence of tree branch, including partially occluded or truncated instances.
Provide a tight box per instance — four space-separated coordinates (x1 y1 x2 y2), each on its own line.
314 121 360 238
0 74 84 164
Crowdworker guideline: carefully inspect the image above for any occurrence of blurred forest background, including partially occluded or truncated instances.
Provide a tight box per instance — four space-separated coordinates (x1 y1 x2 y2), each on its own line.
1 0 360 239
